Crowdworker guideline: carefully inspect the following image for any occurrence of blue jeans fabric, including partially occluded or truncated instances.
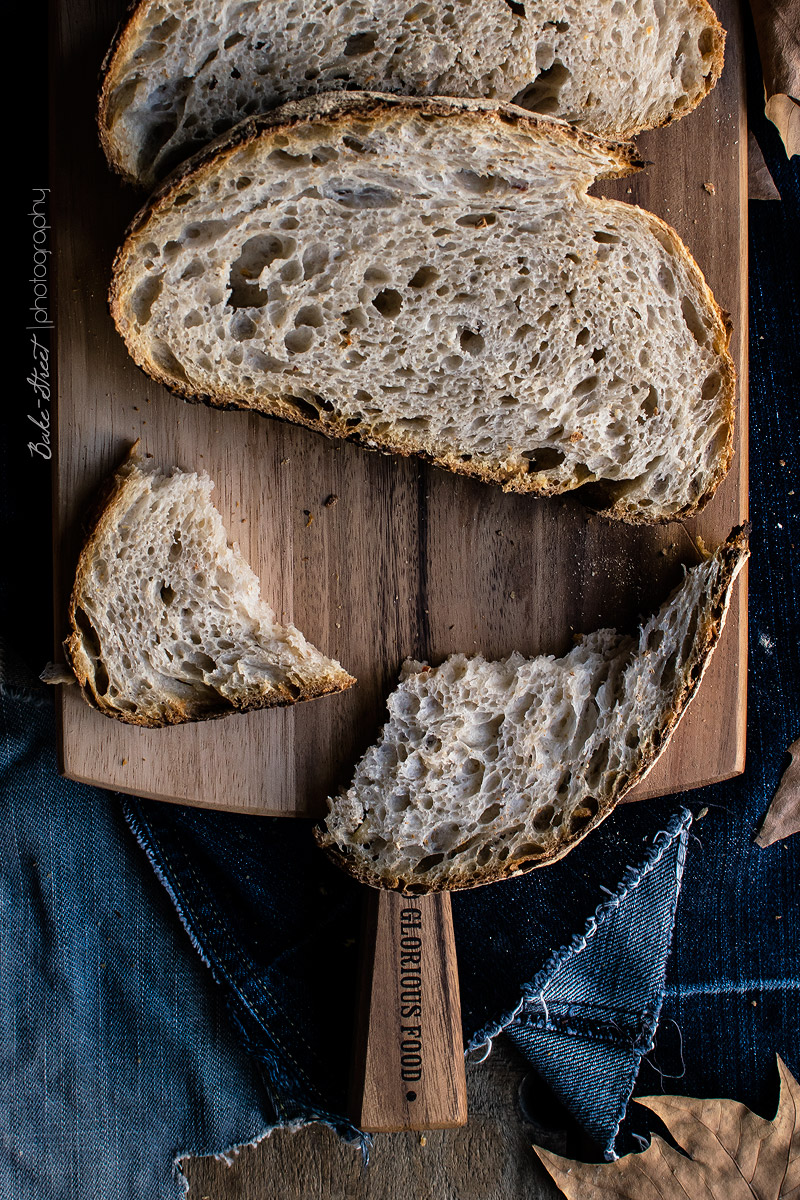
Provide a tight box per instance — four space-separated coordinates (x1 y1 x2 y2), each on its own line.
634 101 800 1118
0 684 276 1200
504 813 690 1155
122 786 692 1160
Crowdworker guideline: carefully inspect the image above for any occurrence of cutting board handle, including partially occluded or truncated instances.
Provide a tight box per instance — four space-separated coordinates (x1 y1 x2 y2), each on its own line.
350 889 468 1132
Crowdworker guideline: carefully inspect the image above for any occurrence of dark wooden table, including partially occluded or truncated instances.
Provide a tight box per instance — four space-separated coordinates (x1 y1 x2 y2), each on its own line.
184 1040 562 1200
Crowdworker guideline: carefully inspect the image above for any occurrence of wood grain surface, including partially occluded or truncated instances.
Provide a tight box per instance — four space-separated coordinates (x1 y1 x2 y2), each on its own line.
184 1039 563 1200
53 0 747 817
352 892 467 1132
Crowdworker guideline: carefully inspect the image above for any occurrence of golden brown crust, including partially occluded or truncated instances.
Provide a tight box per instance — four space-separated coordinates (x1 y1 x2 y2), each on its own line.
314 526 749 892
63 445 356 726
97 0 156 184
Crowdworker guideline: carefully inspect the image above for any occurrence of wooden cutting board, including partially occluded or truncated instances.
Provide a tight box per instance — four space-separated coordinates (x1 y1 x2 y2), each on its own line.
52 0 747 816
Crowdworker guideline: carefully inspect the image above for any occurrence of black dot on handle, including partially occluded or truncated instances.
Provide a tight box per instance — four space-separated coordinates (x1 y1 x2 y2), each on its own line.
405 1090 417 1101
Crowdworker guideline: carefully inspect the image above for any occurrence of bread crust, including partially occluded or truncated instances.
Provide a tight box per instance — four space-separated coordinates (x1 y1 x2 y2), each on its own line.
97 0 726 187
63 446 356 727
109 93 733 524
314 526 749 892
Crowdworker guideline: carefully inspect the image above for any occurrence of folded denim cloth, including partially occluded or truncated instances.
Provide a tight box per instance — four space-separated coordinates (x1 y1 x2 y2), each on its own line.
122 785 691 1158
0 683 275 1200
634 96 800 1120
501 815 690 1157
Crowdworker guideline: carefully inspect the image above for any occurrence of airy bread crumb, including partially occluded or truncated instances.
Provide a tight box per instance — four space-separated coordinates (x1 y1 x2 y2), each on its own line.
64 449 355 726
316 526 749 892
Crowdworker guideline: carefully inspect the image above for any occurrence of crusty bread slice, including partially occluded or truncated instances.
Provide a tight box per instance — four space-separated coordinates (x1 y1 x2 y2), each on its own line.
63 449 355 726
315 526 748 893
99 0 724 188
110 94 734 524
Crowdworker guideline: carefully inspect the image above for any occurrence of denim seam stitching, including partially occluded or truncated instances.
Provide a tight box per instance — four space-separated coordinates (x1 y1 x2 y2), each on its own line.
465 808 693 1058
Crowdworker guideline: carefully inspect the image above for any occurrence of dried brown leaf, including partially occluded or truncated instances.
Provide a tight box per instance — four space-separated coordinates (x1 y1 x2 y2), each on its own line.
756 739 800 848
750 0 800 158
749 131 782 201
534 1058 800 1200
765 95 800 160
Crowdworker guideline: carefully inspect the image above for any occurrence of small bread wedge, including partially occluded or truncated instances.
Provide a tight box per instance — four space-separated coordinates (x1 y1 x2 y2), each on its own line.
316 526 748 893
99 0 725 188
110 94 735 524
64 450 355 726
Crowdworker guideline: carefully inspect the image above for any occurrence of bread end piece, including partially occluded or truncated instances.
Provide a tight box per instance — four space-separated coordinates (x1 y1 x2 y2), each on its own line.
63 446 355 727
316 526 748 892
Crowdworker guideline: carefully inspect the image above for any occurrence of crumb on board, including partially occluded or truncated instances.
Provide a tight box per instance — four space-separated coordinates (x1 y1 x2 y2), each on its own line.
703 181 716 194
304 510 314 527
324 494 339 507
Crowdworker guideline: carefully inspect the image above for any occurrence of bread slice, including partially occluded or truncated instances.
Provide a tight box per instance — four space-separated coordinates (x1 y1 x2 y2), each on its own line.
99 0 725 188
63 449 355 726
315 526 748 893
110 94 735 524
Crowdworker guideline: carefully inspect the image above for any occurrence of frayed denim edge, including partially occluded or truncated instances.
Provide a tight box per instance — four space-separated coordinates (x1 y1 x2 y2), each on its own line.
464 808 693 1064
173 1113 371 1197
122 799 371 1173
602 812 690 1159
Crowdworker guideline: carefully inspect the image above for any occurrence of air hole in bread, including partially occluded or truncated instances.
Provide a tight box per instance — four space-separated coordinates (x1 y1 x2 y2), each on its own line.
150 340 188 383
532 803 555 831
641 386 659 417
132 275 164 325
93 660 110 696
702 371 722 400
459 329 484 355
681 296 710 346
295 304 324 329
524 447 565 472
514 61 572 114
228 234 293 309
456 212 497 229
230 312 257 341
698 26 716 56
74 607 102 659
408 265 439 289
343 30 378 56
183 220 229 247
573 374 599 398
328 184 400 209
160 584 175 606
285 395 323 421
593 230 621 245
373 288 403 318
279 258 302 283
454 170 504 196
284 327 315 354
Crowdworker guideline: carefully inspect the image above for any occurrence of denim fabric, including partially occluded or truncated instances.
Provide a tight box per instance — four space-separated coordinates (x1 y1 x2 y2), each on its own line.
0 683 277 1200
633 96 800 1119
123 787 691 1157
504 813 690 1156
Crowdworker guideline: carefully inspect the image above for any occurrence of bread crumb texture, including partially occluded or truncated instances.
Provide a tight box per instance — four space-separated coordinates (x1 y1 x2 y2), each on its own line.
64 451 354 726
100 0 724 186
317 527 748 892
111 95 735 524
